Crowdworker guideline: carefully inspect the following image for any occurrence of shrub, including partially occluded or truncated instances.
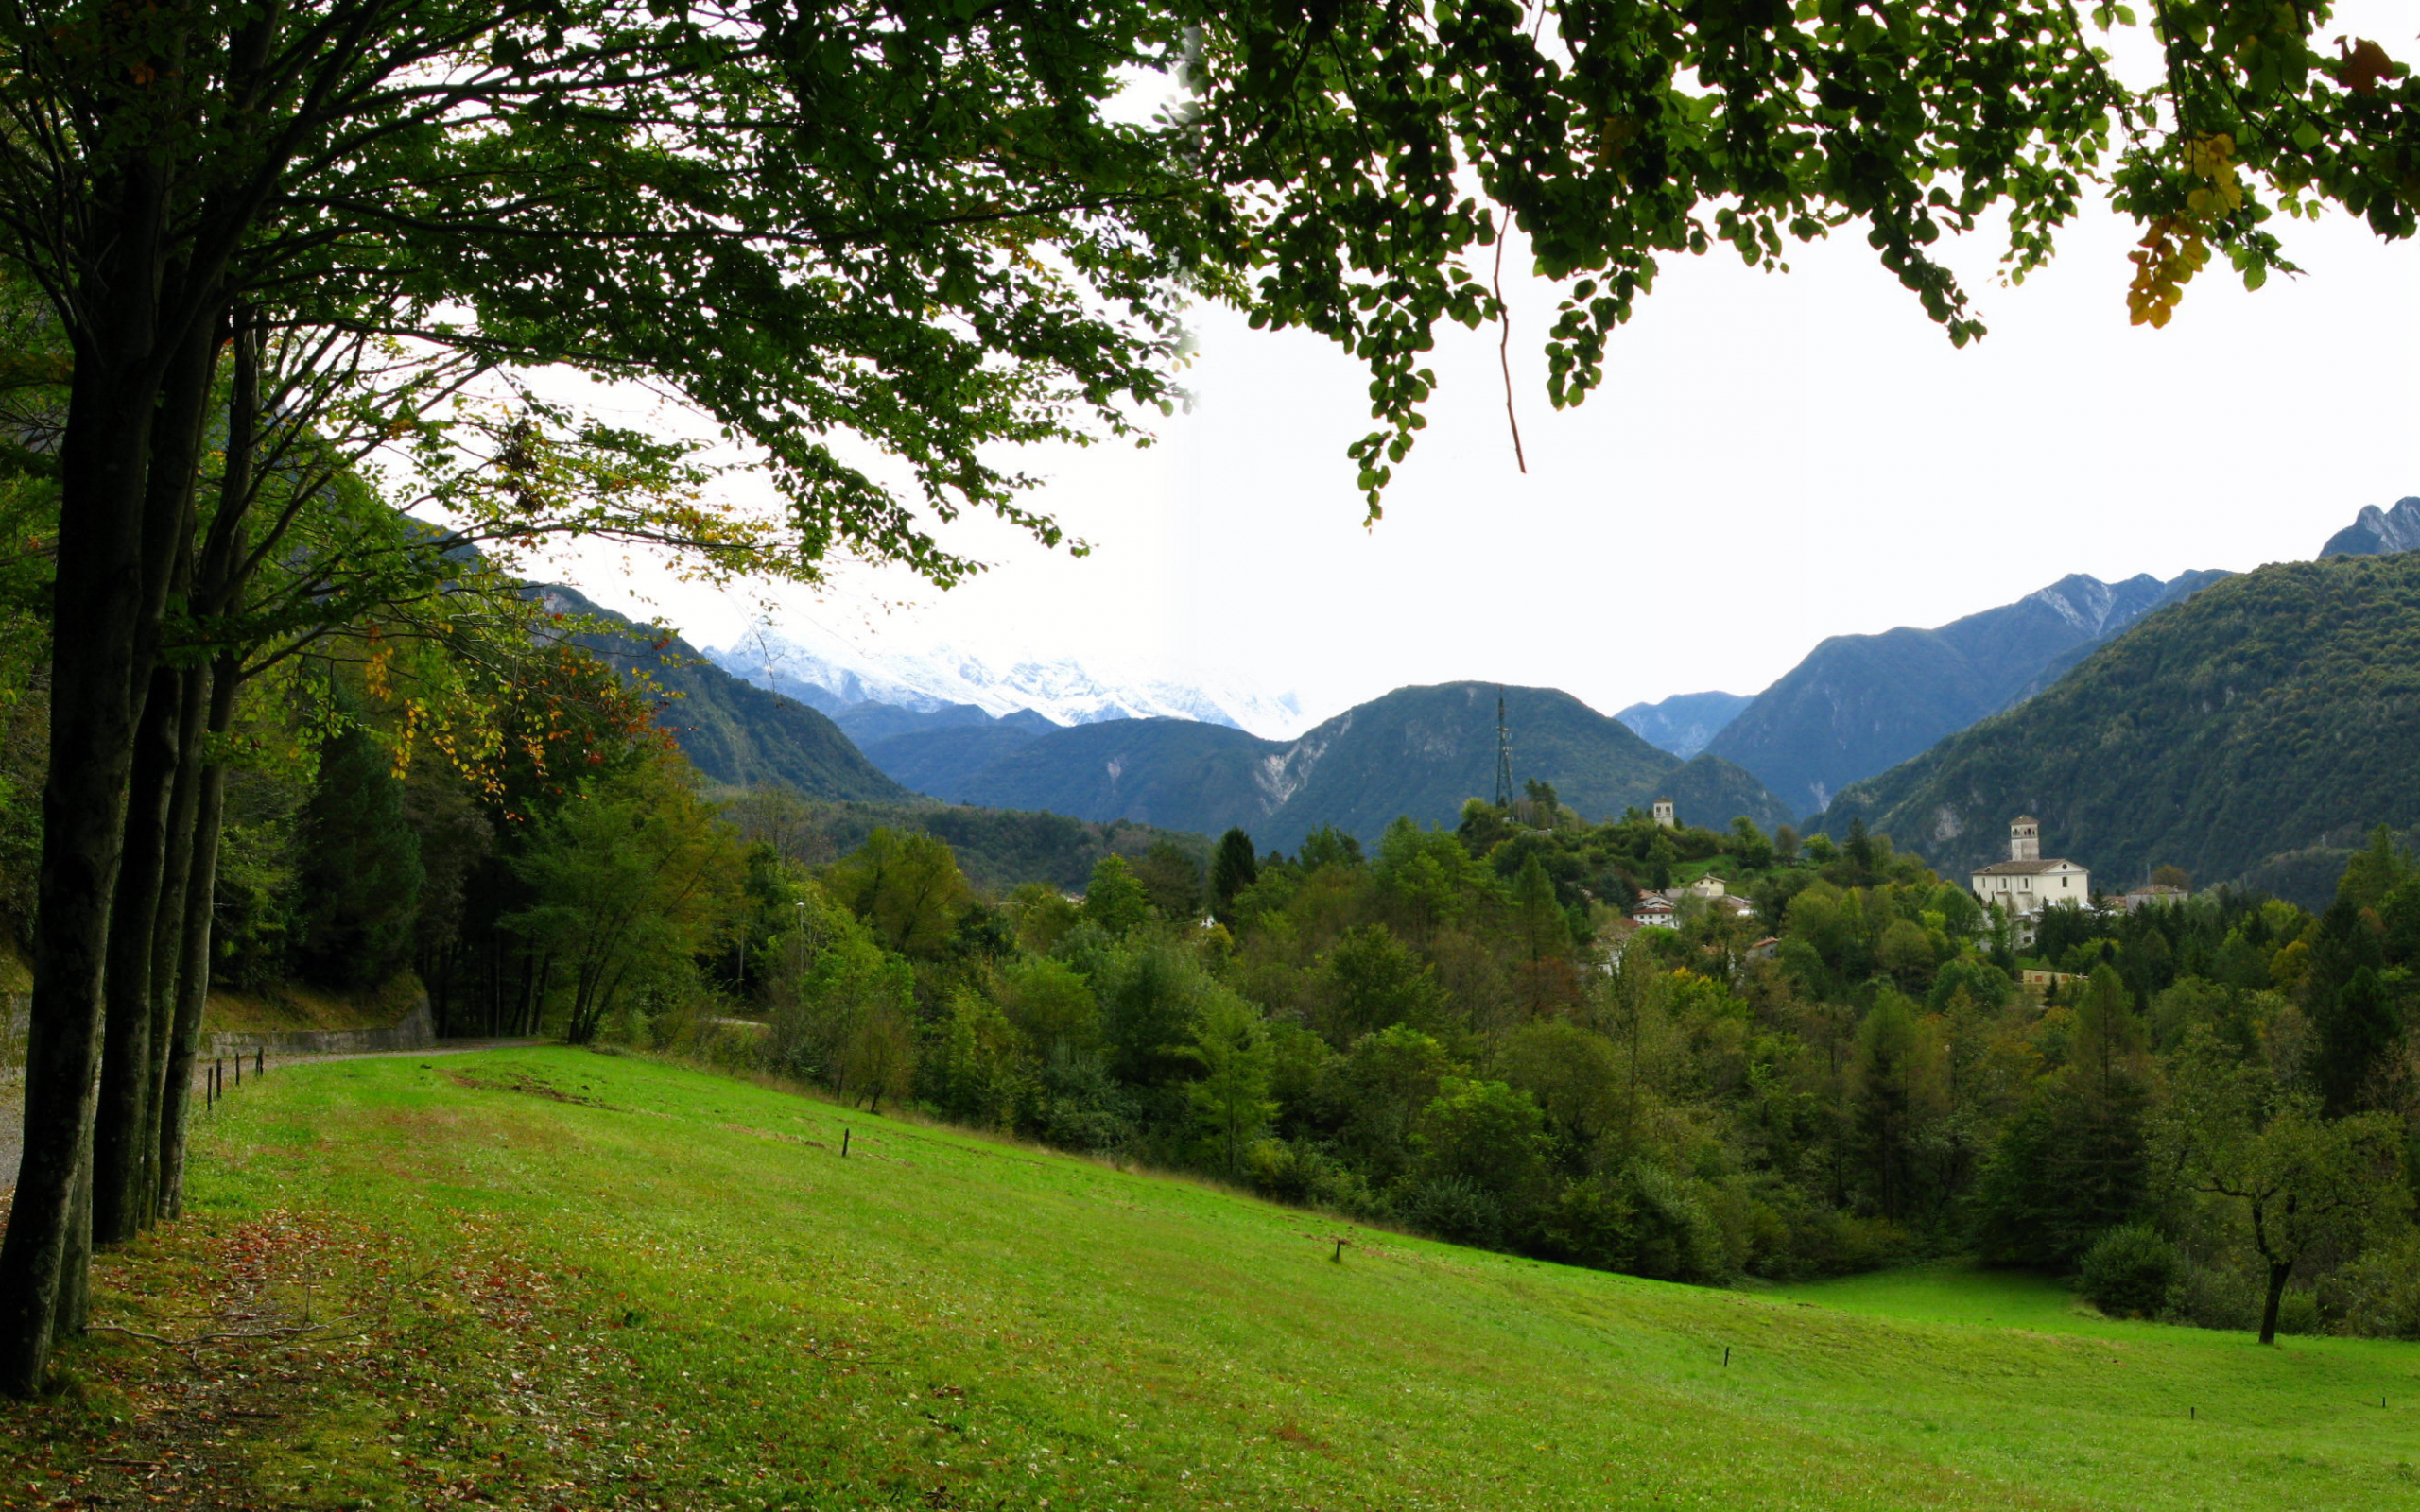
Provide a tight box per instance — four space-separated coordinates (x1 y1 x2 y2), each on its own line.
1539 1160 1737 1284
2320 1234 2420 1338
1398 1175 1505 1249
1243 1140 1380 1218
2079 1223 2179 1317
2162 1256 2316 1334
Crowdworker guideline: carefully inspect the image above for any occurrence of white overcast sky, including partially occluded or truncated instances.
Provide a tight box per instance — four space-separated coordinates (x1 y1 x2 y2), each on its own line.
551 17 2420 738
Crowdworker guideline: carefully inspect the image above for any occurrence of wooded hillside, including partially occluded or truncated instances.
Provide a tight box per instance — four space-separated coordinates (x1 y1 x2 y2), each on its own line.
1814 554 2420 898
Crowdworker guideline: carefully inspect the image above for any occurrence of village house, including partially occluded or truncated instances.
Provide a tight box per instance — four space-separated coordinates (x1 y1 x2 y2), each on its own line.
1626 880 1755 932
2119 882 2191 911
1629 893 1679 929
1968 816 2088 944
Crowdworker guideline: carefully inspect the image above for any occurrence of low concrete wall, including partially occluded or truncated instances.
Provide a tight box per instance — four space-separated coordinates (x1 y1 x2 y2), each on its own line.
201 991 437 1057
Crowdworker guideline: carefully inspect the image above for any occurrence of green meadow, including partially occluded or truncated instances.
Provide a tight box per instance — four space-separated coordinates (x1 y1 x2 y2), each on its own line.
36 1047 2420 1510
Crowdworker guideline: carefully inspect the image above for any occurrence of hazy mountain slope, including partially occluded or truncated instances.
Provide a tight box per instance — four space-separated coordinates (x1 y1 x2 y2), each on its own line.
1810 554 2420 901
1666 753 1799 839
1263 683 1694 849
2320 496 2420 558
946 682 1796 851
861 722 1060 799
951 718 1287 835
1706 570 2229 816
832 700 998 745
1616 691 1753 758
536 586 908 803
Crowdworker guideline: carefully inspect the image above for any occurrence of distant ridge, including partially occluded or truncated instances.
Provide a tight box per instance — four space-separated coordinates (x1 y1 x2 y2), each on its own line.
2320 496 2420 558
1616 691 1752 758
707 625 1305 737
1808 553 2420 905
535 585 908 804
866 681 1796 851
1705 569 2230 816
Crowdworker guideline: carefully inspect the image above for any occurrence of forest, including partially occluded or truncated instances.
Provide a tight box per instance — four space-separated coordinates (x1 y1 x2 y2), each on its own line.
56 638 2412 1349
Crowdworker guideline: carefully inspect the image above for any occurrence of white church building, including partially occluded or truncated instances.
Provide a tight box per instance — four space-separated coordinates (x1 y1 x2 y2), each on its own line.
1968 816 2088 942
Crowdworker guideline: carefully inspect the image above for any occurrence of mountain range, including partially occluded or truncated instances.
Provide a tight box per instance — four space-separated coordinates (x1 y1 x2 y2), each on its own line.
871 682 1795 851
1702 570 2232 817
551 495 2420 894
2321 496 2420 558
537 586 908 803
1616 691 1754 758
707 626 1305 737
1809 551 2420 903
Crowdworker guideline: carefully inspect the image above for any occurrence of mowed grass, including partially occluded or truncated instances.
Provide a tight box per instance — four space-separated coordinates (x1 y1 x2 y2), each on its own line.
141 1047 2420 1510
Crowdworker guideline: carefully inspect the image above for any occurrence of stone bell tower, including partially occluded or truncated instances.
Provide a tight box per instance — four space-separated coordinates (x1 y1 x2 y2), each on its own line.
2010 815 2040 862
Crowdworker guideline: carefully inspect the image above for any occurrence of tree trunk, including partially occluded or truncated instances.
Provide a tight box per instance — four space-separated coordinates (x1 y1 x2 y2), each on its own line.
52 1125 94 1341
0 142 224 1386
94 664 182 1244
0 300 166 1396
2258 1260 2291 1346
141 661 210 1224
91 295 216 1246
157 658 235 1220
158 306 260 1224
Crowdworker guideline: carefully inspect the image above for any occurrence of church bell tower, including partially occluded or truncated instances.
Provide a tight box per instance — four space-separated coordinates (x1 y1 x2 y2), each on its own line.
2010 816 2040 862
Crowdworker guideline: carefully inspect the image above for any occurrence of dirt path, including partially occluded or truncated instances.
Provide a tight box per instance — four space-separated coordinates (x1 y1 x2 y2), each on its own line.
0 1038 544 1198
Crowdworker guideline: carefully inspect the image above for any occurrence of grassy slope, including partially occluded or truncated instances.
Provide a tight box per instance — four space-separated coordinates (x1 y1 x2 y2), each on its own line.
138 1049 2420 1510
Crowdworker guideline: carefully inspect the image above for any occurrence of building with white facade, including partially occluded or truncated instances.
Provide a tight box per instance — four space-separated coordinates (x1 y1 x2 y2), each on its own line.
1968 816 2088 943
2118 883 2190 912
1630 894 1679 930
1651 799 1676 829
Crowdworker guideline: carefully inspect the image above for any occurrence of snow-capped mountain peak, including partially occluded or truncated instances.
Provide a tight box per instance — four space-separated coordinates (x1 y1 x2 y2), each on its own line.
706 624 1308 739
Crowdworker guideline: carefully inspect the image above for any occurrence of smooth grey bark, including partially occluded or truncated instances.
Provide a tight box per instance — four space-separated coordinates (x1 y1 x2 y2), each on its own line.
92 297 216 1247
94 663 182 1244
157 659 235 1222
52 1121 94 1341
160 314 260 1224
141 658 210 1224
0 150 222 1388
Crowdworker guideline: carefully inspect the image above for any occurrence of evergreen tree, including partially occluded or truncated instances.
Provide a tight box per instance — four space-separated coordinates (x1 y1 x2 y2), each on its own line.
1185 990 1275 1177
1844 819 1877 885
2318 967 2401 1116
1132 839 1204 921
295 726 424 989
1209 828 1259 927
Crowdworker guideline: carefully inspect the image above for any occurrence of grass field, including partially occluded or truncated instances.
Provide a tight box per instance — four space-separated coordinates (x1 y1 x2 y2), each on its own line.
11 1046 2420 1511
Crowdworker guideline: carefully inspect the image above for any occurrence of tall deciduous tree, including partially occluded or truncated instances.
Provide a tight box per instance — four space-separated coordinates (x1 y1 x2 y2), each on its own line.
2153 1030 2410 1345
503 758 744 1045
824 829 973 960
